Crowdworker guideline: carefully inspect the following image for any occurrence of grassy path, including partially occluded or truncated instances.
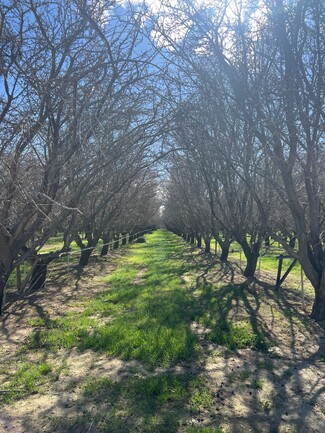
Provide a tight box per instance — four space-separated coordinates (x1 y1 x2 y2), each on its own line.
29 229 202 369
1 230 325 433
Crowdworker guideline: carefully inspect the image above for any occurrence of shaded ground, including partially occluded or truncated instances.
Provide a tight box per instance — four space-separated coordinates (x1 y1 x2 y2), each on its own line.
0 230 325 433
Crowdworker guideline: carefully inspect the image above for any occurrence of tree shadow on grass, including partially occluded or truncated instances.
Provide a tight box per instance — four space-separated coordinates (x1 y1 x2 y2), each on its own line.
51 372 198 433
188 260 325 433
11 355 206 433
192 280 271 352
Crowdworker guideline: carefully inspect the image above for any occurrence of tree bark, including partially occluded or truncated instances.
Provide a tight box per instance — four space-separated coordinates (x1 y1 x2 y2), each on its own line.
29 254 58 291
0 274 9 315
29 259 48 291
79 248 94 267
113 238 119 250
197 235 202 248
204 237 211 253
0 243 13 314
240 239 261 278
220 243 230 262
100 243 109 257
100 235 110 256
243 251 259 278
311 271 325 321
213 231 232 262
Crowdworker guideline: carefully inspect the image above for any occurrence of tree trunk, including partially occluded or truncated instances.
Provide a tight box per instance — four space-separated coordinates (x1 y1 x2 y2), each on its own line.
197 236 202 248
204 237 211 253
186 234 191 242
0 274 9 315
220 243 230 261
213 231 232 262
220 244 230 262
113 238 119 250
122 234 127 245
243 251 259 277
240 240 260 278
100 243 109 257
289 236 296 248
190 235 195 244
29 259 49 291
100 235 110 256
0 251 12 314
78 248 93 267
129 233 134 243
311 271 325 321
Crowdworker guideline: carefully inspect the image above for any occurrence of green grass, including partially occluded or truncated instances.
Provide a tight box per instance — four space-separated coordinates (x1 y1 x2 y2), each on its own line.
26 231 277 371
26 230 201 369
1 229 318 432
0 360 53 404
25 230 277 371
227 370 251 383
189 378 214 413
193 282 274 351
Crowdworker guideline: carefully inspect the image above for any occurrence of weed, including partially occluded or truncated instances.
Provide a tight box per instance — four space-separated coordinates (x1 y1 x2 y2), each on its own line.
1 229 317 432
198 285 273 352
252 379 263 390
76 372 193 433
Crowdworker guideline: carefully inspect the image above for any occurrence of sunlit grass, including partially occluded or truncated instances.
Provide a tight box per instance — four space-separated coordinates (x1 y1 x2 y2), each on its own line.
25 230 281 368
0 360 54 404
26 230 201 369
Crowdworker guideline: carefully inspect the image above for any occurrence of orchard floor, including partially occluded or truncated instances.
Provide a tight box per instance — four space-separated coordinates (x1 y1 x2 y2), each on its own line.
0 230 325 433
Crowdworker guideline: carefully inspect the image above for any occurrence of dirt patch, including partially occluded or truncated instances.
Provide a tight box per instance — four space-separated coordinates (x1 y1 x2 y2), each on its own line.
187 259 325 433
133 267 148 285
0 348 150 433
190 342 325 433
0 256 119 356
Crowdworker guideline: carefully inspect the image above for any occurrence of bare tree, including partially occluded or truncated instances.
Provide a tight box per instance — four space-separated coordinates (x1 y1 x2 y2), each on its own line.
149 0 325 319
0 0 161 312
